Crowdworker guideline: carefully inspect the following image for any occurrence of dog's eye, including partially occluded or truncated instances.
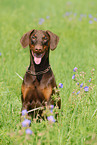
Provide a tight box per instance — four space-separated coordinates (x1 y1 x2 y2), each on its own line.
31 36 36 44
43 36 47 41
32 36 36 40
43 36 48 44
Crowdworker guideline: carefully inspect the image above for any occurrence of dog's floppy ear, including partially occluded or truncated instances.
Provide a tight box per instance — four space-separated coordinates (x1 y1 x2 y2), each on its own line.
20 29 34 48
46 30 59 50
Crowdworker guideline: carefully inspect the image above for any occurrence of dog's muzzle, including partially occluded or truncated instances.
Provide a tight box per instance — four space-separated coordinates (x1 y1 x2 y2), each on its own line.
32 51 45 65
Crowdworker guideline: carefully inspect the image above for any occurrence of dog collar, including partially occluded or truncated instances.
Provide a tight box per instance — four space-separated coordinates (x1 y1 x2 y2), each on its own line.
27 65 51 76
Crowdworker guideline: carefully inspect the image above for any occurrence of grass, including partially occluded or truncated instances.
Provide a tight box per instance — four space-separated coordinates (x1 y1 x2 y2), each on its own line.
0 0 97 144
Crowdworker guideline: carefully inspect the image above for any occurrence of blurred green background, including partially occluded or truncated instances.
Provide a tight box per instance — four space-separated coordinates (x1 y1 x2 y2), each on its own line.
0 0 97 144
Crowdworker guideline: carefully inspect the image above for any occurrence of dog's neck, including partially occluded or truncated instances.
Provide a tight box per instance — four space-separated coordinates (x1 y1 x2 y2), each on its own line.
29 49 50 73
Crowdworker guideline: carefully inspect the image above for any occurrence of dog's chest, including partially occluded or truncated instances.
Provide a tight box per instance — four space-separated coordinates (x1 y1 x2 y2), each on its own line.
22 78 53 103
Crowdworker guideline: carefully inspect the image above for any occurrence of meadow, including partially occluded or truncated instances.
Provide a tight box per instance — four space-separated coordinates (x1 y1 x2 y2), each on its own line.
0 0 97 144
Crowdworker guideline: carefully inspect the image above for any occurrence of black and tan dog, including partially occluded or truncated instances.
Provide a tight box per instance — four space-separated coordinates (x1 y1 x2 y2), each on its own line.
20 29 61 117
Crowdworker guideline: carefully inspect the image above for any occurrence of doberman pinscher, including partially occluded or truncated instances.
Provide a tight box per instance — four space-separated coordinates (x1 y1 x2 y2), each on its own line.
20 29 61 117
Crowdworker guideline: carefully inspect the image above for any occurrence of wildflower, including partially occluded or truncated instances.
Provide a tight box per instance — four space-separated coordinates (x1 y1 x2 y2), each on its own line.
50 109 53 113
77 82 79 85
84 86 89 92
89 14 92 18
89 78 91 82
26 129 33 135
94 18 97 21
92 68 95 71
22 109 28 116
79 18 82 21
65 12 70 16
72 74 75 79
80 83 83 88
58 83 63 88
22 119 31 127
80 14 84 17
0 53 1 56
49 105 54 113
46 16 50 19
39 18 45 25
73 67 78 72
47 115 56 123
89 20 93 24
76 91 80 95
50 105 54 110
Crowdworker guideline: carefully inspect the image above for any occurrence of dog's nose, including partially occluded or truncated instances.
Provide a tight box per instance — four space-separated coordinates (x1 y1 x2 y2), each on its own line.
35 48 41 51
35 45 42 52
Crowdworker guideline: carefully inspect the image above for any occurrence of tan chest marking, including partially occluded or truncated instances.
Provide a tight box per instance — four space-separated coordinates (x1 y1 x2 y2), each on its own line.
41 86 52 101
21 84 34 101
22 84 52 102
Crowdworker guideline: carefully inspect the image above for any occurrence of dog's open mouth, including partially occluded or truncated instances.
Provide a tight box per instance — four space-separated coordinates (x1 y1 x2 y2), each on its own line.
32 51 45 65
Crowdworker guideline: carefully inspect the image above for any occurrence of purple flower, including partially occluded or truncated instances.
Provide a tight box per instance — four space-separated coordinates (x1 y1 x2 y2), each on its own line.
50 110 53 113
39 18 45 25
79 18 82 21
22 119 31 127
94 18 97 21
26 129 33 135
89 20 93 24
0 53 1 56
89 14 92 18
73 67 78 72
76 91 80 95
22 109 28 116
47 116 56 123
46 16 50 19
77 82 79 85
89 78 91 82
50 105 54 110
80 83 83 88
58 83 63 88
84 86 89 92
80 14 84 17
72 74 75 79
65 12 70 16
49 105 54 113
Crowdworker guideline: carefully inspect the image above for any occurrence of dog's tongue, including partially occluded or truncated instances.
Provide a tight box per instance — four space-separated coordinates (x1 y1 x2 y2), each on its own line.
33 53 42 65
34 56 41 65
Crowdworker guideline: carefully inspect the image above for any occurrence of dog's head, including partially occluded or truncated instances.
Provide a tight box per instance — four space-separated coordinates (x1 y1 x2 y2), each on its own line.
20 30 59 65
